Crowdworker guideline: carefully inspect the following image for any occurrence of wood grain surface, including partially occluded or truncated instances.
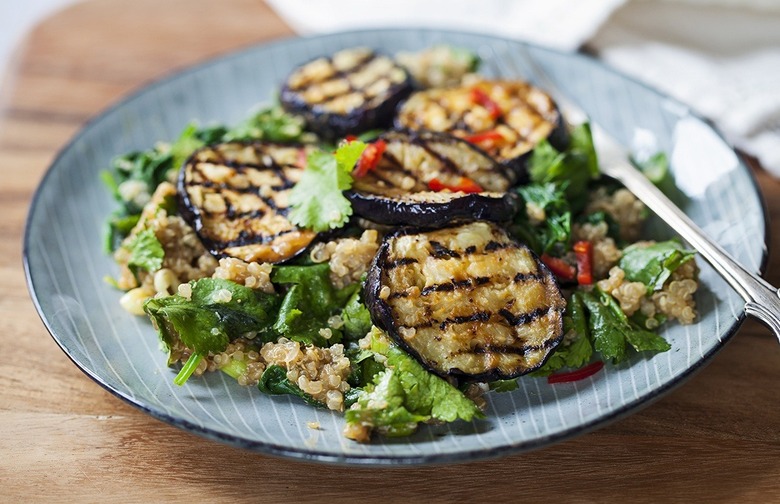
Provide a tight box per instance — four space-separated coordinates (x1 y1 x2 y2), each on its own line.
2 1 779 502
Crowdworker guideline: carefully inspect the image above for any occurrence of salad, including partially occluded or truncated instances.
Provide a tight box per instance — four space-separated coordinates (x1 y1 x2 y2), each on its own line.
103 45 698 442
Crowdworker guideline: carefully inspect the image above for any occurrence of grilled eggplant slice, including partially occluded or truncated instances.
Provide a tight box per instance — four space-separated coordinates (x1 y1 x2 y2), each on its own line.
281 47 412 140
395 78 567 178
347 130 518 227
179 142 316 263
366 221 566 381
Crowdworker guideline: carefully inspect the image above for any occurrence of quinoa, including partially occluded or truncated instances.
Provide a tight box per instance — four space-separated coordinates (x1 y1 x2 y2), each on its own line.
597 259 699 325
114 182 217 294
173 337 353 412
213 257 275 294
597 267 646 316
395 45 477 88
652 258 699 324
309 229 380 289
586 187 646 242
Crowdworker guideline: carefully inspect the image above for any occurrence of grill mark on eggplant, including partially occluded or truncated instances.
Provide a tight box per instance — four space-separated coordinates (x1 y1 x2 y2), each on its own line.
410 136 462 178
419 277 488 296
465 338 559 356
498 306 554 326
289 51 374 95
190 161 292 214
396 80 564 170
429 240 461 259
514 272 543 283
214 228 298 249
366 221 566 381
438 311 491 330
376 150 418 182
383 257 419 269
179 142 315 263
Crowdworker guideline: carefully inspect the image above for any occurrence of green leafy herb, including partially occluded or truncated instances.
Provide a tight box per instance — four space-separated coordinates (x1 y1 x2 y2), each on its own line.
580 290 670 364
619 240 696 293
223 106 313 143
345 329 484 438
169 123 207 171
258 365 324 407
488 380 519 392
288 141 367 232
103 105 312 251
578 210 622 244
143 278 280 384
631 151 686 202
271 263 359 346
512 182 572 254
346 346 384 389
124 228 164 274
528 122 599 211
531 291 593 375
341 290 373 342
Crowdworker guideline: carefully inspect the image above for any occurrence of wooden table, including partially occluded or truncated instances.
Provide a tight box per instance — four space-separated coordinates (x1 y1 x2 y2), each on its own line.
3 1 779 501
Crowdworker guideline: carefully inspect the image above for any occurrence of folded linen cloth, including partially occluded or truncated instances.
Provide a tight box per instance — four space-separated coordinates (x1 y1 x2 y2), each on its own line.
267 0 780 176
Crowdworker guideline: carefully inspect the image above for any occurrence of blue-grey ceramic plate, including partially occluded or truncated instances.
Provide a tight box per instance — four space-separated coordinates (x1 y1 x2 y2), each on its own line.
25 29 767 465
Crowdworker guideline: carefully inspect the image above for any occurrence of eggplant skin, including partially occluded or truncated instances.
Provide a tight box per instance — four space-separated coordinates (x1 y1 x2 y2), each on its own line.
280 48 412 140
395 78 568 181
365 221 566 382
347 190 519 227
178 141 317 264
347 129 518 226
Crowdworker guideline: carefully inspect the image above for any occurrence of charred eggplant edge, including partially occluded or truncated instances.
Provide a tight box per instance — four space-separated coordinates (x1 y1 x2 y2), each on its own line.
280 53 413 140
346 191 519 227
364 223 566 383
177 140 317 264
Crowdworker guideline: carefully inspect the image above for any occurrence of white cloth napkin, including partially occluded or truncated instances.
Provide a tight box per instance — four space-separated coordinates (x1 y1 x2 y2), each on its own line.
267 0 780 176
590 0 780 176
267 0 625 52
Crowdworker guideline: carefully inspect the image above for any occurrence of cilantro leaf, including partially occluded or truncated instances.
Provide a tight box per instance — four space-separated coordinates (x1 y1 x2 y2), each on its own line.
579 289 671 364
169 123 206 171
346 328 484 438
528 122 599 211
346 369 430 437
619 240 696 293
223 105 312 143
125 228 164 274
288 141 367 232
512 182 572 254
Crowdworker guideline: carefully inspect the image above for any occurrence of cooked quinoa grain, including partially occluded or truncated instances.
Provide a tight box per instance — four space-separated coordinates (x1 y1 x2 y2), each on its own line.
586 187 646 242
213 257 275 294
309 230 380 289
115 182 217 294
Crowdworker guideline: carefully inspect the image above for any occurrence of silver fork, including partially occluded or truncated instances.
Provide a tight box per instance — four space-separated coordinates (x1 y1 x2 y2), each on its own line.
487 44 780 341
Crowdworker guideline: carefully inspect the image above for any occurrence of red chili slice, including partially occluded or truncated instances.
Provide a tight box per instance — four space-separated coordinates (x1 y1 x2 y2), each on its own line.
353 139 387 178
428 176 484 194
547 361 604 384
470 87 502 120
464 130 505 148
573 240 594 285
540 254 576 281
